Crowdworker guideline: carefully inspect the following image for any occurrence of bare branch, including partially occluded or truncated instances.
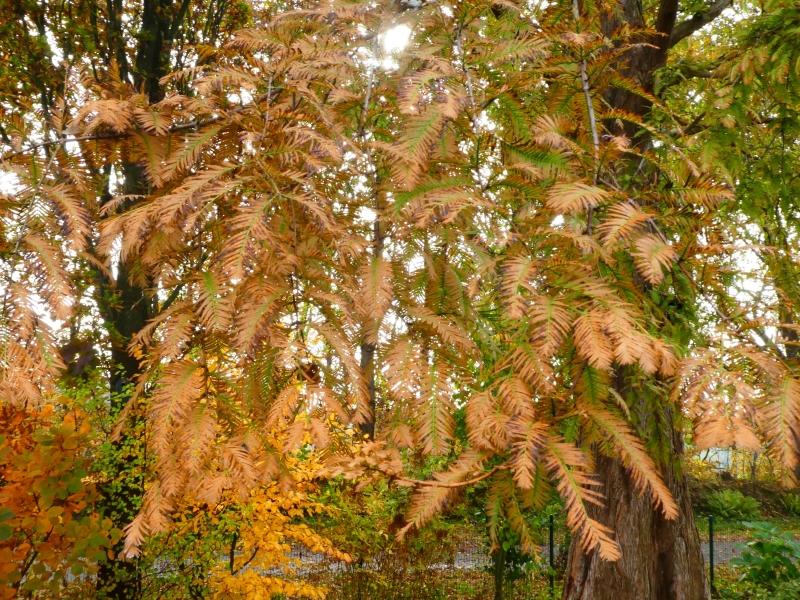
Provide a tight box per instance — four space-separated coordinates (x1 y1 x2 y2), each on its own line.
669 0 733 47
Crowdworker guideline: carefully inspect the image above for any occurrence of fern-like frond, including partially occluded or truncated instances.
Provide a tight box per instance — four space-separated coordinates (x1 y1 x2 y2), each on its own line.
546 182 611 214
267 385 302 431
501 344 555 392
579 402 678 519
510 419 548 490
763 375 800 480
416 364 455 455
159 123 223 182
677 178 734 209
573 311 613 371
632 234 676 284
544 435 621 561
149 361 205 456
530 295 572 357
409 306 476 355
46 184 91 250
179 405 217 475
196 270 233 332
500 255 535 319
597 201 652 247
465 391 497 451
401 450 486 536
503 143 569 180
24 234 73 320
356 256 393 344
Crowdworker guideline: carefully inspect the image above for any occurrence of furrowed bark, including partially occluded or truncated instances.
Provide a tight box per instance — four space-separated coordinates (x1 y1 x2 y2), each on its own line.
563 374 706 599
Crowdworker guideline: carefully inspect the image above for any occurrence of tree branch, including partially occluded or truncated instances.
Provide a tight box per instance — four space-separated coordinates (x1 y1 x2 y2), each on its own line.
655 0 680 37
573 0 600 234
396 464 508 489
669 0 733 47
0 90 276 163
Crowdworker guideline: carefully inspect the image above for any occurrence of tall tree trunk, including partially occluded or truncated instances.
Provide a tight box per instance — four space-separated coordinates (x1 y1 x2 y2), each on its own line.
563 416 707 599
358 214 385 440
359 340 377 439
563 0 710 597
95 163 153 598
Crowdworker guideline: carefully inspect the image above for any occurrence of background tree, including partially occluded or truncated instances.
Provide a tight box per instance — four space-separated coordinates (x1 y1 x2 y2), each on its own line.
0 1 247 595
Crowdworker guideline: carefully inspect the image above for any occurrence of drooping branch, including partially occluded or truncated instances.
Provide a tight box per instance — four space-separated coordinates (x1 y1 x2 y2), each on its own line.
669 0 733 47
396 464 509 489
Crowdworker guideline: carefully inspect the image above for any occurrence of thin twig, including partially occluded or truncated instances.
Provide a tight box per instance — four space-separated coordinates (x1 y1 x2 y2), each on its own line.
572 0 600 235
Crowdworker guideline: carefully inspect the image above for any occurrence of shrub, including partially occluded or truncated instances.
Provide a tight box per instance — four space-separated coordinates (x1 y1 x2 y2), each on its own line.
0 405 116 598
732 522 800 586
687 456 721 483
705 489 761 520
782 493 800 516
715 569 800 600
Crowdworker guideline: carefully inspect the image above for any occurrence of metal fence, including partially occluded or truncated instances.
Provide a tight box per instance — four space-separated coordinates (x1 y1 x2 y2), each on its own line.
283 517 569 600
701 515 757 592
201 514 761 599
294 515 766 599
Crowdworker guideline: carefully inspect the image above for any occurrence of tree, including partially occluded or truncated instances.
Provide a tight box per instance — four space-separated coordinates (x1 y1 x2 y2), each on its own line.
556 0 718 595
559 1 800 596
664 0 800 482
0 2 248 595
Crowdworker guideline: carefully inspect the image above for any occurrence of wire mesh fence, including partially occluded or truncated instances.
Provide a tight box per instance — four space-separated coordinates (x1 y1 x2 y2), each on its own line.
290 515 769 598
699 514 773 592
699 516 749 567
280 518 570 599
177 514 772 598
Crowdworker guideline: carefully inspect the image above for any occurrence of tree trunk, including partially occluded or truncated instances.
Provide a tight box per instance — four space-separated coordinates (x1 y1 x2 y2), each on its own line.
95 165 153 599
562 305 708 599
492 546 506 600
359 340 377 439
562 443 707 599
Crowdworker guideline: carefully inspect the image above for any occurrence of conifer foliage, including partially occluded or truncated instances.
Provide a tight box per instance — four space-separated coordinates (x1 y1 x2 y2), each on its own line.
3 0 800 590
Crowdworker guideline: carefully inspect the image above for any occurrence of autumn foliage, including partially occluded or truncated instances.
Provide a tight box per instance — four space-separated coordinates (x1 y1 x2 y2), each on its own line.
0 405 115 598
2 0 800 597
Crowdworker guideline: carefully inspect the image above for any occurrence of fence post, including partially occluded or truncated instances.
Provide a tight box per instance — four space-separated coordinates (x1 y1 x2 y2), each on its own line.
708 515 715 594
492 545 505 600
549 514 555 598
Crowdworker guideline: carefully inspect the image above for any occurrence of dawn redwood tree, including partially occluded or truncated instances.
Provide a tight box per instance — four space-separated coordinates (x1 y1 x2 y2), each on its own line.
558 0 731 597
562 1 800 597
83 0 729 581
